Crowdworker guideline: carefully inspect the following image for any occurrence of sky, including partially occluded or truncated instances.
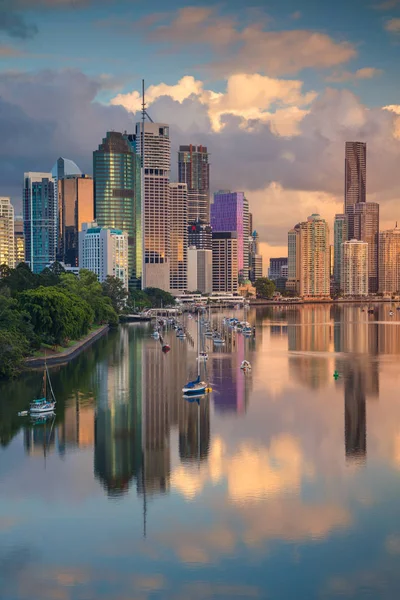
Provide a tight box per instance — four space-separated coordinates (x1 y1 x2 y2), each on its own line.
1 0 400 264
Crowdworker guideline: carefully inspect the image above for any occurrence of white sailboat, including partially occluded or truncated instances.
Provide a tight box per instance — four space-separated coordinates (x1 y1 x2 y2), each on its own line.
183 315 208 395
30 363 56 414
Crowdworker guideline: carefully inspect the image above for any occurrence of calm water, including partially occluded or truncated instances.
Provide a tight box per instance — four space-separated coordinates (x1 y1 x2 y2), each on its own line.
1 304 400 599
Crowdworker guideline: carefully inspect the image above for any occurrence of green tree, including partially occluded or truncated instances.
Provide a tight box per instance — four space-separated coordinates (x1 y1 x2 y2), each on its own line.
0 330 29 379
59 270 118 325
255 277 276 299
144 287 176 308
0 263 39 295
127 290 151 312
102 276 128 313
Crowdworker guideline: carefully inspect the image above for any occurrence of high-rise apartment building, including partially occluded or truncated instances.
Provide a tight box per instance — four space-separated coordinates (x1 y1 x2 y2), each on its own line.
351 202 379 293
379 227 400 295
243 196 250 281
334 214 348 287
269 257 288 281
212 232 238 293
14 216 24 266
248 229 263 283
178 145 210 224
94 131 141 289
212 191 247 281
341 240 368 297
287 224 300 294
23 172 56 273
187 247 212 293
298 214 330 298
169 183 188 292
57 174 94 266
0 197 15 268
345 141 366 239
187 220 212 250
79 221 129 289
251 254 263 282
135 122 170 291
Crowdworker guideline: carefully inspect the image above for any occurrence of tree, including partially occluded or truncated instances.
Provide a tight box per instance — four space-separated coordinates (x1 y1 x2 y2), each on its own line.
59 269 118 325
102 276 128 313
144 287 176 308
0 263 38 295
127 290 151 312
255 277 276 299
0 330 29 379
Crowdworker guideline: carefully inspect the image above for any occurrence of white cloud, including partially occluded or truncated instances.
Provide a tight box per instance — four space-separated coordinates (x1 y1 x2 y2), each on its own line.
326 67 383 83
385 18 400 32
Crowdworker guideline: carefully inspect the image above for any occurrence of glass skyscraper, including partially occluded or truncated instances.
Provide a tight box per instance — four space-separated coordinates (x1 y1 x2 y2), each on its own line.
178 145 210 224
93 132 142 289
23 172 56 273
211 191 245 280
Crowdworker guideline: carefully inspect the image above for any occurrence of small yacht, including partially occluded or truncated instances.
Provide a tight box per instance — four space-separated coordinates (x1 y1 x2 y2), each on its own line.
152 330 160 339
389 311 394 316
196 351 208 361
30 364 56 415
213 337 225 346
240 360 252 371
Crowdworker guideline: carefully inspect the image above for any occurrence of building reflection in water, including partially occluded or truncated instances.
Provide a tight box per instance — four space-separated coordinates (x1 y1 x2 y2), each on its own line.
344 366 366 462
58 392 95 454
24 416 56 458
179 397 210 463
211 333 251 414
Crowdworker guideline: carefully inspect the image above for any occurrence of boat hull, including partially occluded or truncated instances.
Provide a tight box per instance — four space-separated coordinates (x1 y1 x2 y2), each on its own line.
182 383 207 395
30 402 56 414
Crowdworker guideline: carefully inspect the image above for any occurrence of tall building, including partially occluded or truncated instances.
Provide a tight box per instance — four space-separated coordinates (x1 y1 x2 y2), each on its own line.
269 257 288 281
211 191 247 281
379 226 400 295
187 247 212 293
212 232 238 293
242 195 250 281
135 122 170 291
178 145 210 224
341 240 368 297
251 254 263 282
57 174 93 266
287 224 300 294
334 214 348 287
249 230 263 282
298 214 330 298
169 182 188 292
23 172 56 273
187 220 212 250
93 131 141 289
351 202 379 293
0 197 15 269
79 221 129 289
14 216 25 266
345 141 366 239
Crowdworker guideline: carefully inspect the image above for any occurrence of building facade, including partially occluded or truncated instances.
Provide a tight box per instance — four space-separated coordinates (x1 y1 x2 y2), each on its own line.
341 240 368 297
299 214 330 298
169 183 188 292
269 257 288 281
94 131 141 289
345 141 366 239
248 230 263 282
0 197 15 269
287 224 300 294
379 227 400 295
187 247 212 294
57 174 94 266
351 202 379 293
178 145 210 224
334 214 348 287
23 172 56 273
212 232 238 293
79 222 129 289
187 220 212 250
211 191 247 281
14 216 25 266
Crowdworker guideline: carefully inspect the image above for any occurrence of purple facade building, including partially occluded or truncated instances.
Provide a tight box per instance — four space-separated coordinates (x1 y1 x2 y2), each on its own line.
211 191 246 278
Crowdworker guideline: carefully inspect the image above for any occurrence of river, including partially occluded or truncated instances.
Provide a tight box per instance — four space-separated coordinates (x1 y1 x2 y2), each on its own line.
1 304 400 599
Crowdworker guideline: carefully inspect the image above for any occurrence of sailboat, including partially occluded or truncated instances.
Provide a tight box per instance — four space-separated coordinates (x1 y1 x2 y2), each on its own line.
183 314 208 396
30 362 56 414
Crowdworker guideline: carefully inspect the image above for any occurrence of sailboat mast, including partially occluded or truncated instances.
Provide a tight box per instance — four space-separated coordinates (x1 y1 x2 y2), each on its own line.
43 367 47 398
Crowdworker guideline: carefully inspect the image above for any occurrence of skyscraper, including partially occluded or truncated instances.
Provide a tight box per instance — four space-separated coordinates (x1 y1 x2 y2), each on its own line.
212 232 238 293
187 247 212 293
352 202 379 292
169 182 188 292
211 191 246 281
57 174 94 266
187 220 212 250
0 197 15 268
135 122 170 291
93 131 141 289
249 230 263 283
269 258 288 281
178 145 210 224
379 226 400 295
341 240 368 297
23 172 56 273
299 214 330 298
287 224 300 294
14 216 25 266
334 214 348 287
345 141 366 239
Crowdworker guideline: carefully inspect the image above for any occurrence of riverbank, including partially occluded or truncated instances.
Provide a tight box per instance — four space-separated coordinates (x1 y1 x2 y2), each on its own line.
249 297 396 306
25 324 109 368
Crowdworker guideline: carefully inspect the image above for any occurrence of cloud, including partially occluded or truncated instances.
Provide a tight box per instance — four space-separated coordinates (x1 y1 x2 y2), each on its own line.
385 18 400 32
141 7 356 76
325 67 383 83
0 45 22 56
373 0 400 9
0 9 37 39
290 11 302 19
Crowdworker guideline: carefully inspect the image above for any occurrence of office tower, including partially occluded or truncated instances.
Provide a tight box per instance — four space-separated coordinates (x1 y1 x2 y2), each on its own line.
352 202 379 293
298 214 330 298
334 214 348 287
57 174 93 266
269 257 288 281
330 245 334 278
23 172 56 273
187 247 212 293
135 122 170 291
178 144 210 224
249 229 263 283
345 141 366 239
187 220 212 250
242 196 250 280
212 231 238 293
79 222 129 289
169 182 188 292
0 197 15 268
341 240 368 297
212 191 247 281
94 131 141 289
287 224 300 294
252 254 263 281
379 226 400 295
249 212 253 235
51 157 81 180
14 216 24 266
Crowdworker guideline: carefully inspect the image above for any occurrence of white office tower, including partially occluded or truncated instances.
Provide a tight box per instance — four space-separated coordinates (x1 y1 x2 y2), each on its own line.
379 227 400 295
341 240 368 297
0 197 15 269
169 183 188 292
79 222 129 289
135 122 171 291
187 247 212 294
